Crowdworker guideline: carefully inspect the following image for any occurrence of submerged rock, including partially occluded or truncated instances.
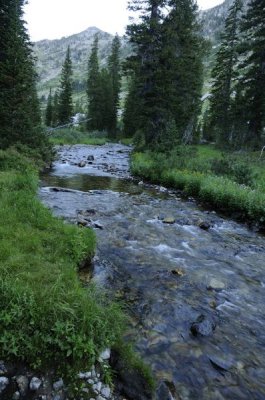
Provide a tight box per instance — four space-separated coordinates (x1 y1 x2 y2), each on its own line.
79 161 86 168
198 219 211 230
190 314 216 337
162 217 176 224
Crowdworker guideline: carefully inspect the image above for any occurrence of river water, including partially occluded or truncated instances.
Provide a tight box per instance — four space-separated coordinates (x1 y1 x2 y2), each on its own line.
39 144 265 400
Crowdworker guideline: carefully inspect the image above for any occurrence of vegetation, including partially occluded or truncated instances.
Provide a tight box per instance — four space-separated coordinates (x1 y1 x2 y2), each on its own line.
131 145 265 226
205 0 265 149
0 148 125 370
0 0 51 161
124 0 204 150
58 46 74 125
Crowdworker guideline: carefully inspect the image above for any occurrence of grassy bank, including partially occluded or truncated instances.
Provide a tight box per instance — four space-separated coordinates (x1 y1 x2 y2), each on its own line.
0 148 125 371
131 145 265 227
48 128 134 147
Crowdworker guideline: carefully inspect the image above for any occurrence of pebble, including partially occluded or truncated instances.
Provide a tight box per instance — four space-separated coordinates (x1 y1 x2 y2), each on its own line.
30 376 42 391
16 375 29 395
53 378 64 391
78 372 92 379
0 361 7 375
12 391 20 400
99 349 111 360
101 385 111 398
0 377 9 393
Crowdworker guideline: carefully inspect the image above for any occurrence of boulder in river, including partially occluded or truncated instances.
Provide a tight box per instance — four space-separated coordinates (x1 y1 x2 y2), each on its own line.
87 155 95 161
162 217 176 224
190 314 216 337
78 161 86 168
197 219 211 230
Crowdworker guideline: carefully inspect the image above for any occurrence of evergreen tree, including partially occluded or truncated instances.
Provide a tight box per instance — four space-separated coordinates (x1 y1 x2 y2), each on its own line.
87 35 102 131
208 0 243 146
45 88 53 127
58 46 73 125
52 90 60 127
124 0 203 150
236 0 265 147
0 0 48 154
107 35 122 137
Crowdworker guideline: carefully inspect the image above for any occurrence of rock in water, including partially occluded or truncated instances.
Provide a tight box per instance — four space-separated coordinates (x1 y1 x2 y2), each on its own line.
162 217 176 224
87 155 95 161
198 219 211 230
78 161 86 167
190 314 216 337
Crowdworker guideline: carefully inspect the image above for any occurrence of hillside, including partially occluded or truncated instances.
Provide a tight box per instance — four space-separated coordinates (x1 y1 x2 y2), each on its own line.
34 27 130 103
200 0 249 43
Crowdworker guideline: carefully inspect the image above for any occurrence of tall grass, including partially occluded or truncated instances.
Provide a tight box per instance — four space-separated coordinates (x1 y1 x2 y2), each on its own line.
131 146 265 226
0 149 125 370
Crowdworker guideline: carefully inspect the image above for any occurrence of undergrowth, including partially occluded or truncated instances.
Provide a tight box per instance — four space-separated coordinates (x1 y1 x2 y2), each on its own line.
0 148 125 371
131 146 265 225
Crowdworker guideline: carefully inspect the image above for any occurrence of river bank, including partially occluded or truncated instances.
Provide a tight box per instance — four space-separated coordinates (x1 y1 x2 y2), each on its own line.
39 144 265 399
0 148 143 400
131 148 265 231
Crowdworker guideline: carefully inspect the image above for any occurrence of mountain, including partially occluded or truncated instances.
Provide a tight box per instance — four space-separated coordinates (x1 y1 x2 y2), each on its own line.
33 27 130 103
200 0 249 44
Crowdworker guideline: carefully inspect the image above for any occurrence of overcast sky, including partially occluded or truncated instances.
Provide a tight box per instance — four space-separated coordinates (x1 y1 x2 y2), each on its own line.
24 0 224 42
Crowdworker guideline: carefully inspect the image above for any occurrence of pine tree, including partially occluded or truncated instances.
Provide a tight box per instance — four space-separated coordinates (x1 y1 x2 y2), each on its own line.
208 0 243 146
87 35 102 131
58 46 73 124
107 35 122 137
236 0 265 147
45 88 53 127
124 0 203 150
163 0 204 144
52 90 60 127
0 0 48 154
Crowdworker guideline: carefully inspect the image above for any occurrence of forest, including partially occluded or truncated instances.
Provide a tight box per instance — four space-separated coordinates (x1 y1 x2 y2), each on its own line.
0 0 265 398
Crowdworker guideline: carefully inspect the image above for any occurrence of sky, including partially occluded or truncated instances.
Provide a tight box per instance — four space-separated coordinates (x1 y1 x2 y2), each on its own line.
24 0 224 42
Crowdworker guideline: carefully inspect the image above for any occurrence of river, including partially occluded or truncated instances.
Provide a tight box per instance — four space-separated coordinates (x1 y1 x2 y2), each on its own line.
39 144 265 400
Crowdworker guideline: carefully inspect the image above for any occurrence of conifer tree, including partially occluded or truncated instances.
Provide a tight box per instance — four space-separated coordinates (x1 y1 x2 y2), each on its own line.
58 46 73 124
0 0 48 154
45 88 53 127
87 35 102 130
107 35 122 137
236 0 265 147
208 0 243 146
124 0 203 150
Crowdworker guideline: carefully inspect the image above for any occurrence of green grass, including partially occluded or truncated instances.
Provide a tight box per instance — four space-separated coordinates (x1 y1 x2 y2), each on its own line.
131 145 265 226
0 148 125 371
48 128 134 147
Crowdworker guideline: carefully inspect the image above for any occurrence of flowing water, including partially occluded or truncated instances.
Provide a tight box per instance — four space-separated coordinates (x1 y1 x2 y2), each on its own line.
40 144 265 400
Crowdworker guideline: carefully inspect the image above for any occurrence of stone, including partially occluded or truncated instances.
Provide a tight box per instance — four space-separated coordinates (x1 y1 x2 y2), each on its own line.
77 218 88 227
87 379 94 385
30 376 42 391
207 278 225 291
93 222 104 230
101 385 111 398
162 217 176 224
209 355 234 371
78 372 92 379
0 361 7 375
171 268 185 277
16 375 29 396
87 155 95 161
0 377 9 394
99 348 111 360
198 220 211 230
79 161 86 168
96 396 104 400
12 391 20 400
53 378 64 391
92 382 102 393
190 314 216 337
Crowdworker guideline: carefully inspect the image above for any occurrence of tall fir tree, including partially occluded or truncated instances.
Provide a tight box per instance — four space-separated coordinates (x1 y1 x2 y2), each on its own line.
107 35 122 137
45 88 53 127
87 35 102 131
208 0 243 146
58 46 73 125
0 0 49 154
236 0 265 147
124 0 203 150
